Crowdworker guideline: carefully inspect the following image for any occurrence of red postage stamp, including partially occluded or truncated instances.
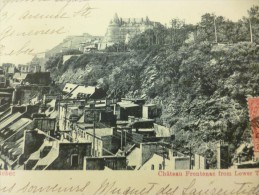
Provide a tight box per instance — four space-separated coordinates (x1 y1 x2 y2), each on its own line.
247 97 259 159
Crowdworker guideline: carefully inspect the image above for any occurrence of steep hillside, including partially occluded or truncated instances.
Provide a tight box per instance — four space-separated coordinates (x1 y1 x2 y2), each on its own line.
45 33 102 57
47 41 259 166
46 6 259 166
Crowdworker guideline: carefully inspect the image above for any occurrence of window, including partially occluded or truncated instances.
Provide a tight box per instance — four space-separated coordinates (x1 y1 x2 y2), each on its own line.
71 154 79 167
151 164 154 170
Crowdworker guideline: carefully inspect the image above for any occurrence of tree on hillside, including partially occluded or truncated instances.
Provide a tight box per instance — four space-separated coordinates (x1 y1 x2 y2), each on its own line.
247 5 259 43
128 24 169 50
105 42 126 52
45 53 62 70
154 23 168 45
197 13 217 43
170 18 185 46
62 49 83 55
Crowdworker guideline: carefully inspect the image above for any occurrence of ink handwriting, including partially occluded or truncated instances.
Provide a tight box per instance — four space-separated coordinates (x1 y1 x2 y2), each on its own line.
0 178 258 194
0 26 66 41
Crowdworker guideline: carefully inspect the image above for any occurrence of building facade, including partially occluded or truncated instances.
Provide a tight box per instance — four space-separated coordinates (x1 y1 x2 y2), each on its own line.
99 13 157 49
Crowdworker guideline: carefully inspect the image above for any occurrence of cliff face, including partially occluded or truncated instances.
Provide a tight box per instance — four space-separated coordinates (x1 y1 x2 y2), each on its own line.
48 41 259 165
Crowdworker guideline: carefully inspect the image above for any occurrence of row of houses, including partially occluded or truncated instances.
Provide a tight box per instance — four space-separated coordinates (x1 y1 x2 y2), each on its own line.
0 64 52 117
0 80 212 170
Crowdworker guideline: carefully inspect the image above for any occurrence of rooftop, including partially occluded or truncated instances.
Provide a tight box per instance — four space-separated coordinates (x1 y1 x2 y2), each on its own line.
0 112 23 130
5 118 32 133
139 153 171 170
70 86 96 99
13 73 28 80
0 92 12 96
84 128 113 138
118 102 139 108
143 104 156 107
63 83 78 93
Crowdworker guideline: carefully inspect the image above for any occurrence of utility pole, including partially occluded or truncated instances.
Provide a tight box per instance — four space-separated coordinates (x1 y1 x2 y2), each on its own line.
189 145 192 169
124 129 127 149
213 15 218 43
87 103 107 157
88 103 97 157
88 100 112 156
170 20 175 45
93 110 96 156
157 141 168 170
162 144 165 170
248 18 253 43
121 129 123 150
64 103 68 131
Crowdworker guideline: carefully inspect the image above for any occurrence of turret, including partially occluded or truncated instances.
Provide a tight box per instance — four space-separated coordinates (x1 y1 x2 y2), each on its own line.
113 13 120 24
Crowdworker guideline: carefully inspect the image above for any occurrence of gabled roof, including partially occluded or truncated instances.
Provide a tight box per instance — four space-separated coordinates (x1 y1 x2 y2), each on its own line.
77 115 85 123
34 147 59 170
62 83 78 93
139 153 171 170
70 86 96 99
13 73 28 80
126 146 141 168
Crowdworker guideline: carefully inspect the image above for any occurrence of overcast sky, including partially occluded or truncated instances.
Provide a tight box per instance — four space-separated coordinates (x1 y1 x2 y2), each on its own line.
0 0 257 65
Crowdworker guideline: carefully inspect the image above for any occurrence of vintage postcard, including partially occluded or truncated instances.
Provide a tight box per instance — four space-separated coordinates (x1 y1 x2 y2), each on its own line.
0 0 259 194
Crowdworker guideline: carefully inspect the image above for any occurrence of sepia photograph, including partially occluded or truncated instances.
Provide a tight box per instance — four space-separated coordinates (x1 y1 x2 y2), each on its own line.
0 0 259 194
